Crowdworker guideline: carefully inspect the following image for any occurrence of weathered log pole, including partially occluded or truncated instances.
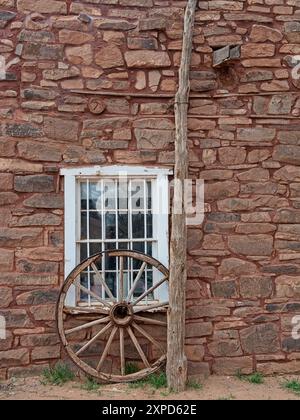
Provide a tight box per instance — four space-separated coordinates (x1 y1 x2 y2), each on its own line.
166 0 198 392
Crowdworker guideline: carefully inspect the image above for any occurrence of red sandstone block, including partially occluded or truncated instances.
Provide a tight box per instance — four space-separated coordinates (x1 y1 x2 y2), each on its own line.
0 287 13 308
0 249 14 271
0 348 29 368
31 345 61 361
29 305 56 321
8 363 50 379
212 357 253 375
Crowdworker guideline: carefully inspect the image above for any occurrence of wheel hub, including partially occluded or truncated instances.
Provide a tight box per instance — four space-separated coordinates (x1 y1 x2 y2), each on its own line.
110 302 133 327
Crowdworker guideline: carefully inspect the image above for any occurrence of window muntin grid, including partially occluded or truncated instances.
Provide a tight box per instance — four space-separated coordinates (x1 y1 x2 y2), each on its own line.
77 177 156 305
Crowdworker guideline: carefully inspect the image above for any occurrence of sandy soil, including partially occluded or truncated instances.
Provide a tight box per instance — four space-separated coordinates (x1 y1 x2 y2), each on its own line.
0 375 300 400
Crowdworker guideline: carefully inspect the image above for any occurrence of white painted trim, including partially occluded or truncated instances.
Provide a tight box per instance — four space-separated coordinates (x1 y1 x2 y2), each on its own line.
60 165 173 177
64 174 77 306
63 166 170 306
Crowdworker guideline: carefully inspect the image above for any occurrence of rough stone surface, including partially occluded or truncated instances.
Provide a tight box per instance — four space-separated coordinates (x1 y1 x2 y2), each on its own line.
257 361 300 375
0 349 29 368
23 194 63 209
240 277 274 299
59 30 94 45
228 235 273 256
44 117 79 141
125 51 171 68
0 228 43 247
0 287 13 308
95 46 124 69
6 123 42 138
208 340 242 358
18 142 62 162
135 129 173 149
0 11 16 29
65 44 93 65
219 147 246 165
219 258 257 278
14 175 54 193
275 276 300 298
250 25 283 43
212 357 253 375
17 0 67 14
240 324 280 355
186 323 213 338
211 281 238 299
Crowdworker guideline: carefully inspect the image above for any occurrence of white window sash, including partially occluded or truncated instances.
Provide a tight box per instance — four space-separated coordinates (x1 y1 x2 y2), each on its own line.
61 165 172 307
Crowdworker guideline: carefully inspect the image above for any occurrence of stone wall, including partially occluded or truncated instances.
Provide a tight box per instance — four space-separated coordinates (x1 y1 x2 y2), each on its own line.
0 0 300 379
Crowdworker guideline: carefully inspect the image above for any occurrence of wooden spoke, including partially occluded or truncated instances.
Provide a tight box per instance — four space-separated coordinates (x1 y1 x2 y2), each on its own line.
132 276 168 306
127 326 151 369
96 326 118 372
91 262 116 302
127 262 146 302
65 316 110 335
78 283 112 309
119 256 124 302
132 322 164 353
134 301 169 314
76 322 112 356
120 328 125 376
133 315 167 327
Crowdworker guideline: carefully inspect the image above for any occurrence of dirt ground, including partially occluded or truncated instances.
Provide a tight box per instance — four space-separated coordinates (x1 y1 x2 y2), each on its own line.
0 375 300 400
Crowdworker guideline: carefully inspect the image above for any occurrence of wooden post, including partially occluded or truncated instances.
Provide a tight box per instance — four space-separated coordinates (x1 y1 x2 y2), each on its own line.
166 0 197 392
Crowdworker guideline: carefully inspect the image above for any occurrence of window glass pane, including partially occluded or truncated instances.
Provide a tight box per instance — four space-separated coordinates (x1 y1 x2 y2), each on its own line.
132 242 144 269
89 182 102 211
105 213 116 239
132 241 145 253
118 212 128 239
147 242 153 256
81 182 87 210
90 243 102 257
90 244 102 271
131 180 144 210
77 175 158 304
105 272 117 298
80 243 88 262
105 242 116 270
147 269 153 283
104 180 116 210
146 212 153 238
118 180 128 210
81 211 87 240
80 273 89 301
133 272 146 298
90 272 102 297
118 242 129 250
147 181 152 210
118 242 129 270
132 213 145 238
147 271 154 300
89 211 102 240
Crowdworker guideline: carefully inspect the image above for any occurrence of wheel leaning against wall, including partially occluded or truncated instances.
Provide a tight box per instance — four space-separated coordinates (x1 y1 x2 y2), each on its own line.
56 250 169 383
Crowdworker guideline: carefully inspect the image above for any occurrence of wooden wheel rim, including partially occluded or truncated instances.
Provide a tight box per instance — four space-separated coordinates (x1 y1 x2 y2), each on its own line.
57 250 169 383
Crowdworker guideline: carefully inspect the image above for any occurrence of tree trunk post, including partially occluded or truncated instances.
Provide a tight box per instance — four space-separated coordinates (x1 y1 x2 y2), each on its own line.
167 0 197 393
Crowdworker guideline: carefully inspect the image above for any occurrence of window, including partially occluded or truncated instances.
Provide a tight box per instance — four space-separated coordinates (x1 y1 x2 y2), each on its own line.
61 166 171 307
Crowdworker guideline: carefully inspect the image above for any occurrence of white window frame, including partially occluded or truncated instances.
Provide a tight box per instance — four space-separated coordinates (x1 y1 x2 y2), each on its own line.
60 165 172 307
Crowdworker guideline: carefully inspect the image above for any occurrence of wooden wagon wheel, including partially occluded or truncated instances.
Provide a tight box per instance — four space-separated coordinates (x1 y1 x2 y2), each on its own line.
57 250 169 383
